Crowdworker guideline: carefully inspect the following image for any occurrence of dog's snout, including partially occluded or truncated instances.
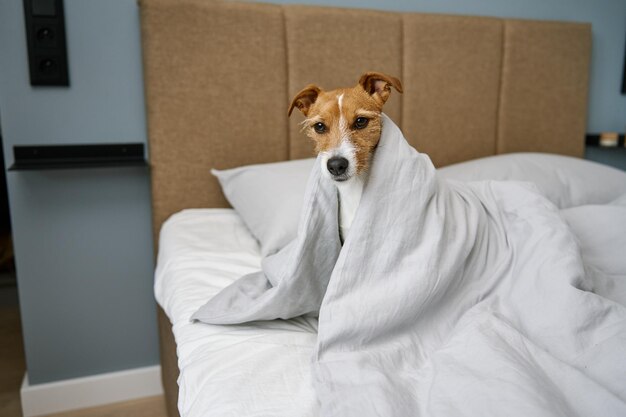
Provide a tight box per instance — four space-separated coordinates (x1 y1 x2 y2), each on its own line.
327 157 349 176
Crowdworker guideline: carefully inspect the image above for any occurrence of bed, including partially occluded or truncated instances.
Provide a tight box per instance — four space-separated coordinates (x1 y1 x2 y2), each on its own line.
138 1 626 416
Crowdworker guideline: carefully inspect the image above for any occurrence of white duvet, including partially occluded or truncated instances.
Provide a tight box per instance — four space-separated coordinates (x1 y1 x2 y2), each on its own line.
156 204 626 417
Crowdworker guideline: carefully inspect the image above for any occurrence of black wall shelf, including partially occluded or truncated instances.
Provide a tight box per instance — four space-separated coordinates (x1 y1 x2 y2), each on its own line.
9 143 147 170
585 133 625 148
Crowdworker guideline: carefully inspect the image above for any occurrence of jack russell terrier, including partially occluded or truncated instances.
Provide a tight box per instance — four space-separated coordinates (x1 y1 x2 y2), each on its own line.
288 72 403 242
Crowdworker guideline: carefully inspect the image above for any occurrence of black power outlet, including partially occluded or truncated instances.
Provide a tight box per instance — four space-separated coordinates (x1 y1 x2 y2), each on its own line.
23 0 69 86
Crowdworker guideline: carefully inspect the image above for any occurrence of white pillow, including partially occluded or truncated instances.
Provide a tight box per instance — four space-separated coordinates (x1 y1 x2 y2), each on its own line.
213 153 626 254
212 158 315 256
437 153 626 209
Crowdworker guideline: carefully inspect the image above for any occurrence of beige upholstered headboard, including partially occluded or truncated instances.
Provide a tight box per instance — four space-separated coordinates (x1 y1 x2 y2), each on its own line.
139 0 591 238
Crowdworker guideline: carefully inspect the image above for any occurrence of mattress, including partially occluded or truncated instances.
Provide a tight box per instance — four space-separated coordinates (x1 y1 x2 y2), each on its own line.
154 209 319 417
155 200 626 417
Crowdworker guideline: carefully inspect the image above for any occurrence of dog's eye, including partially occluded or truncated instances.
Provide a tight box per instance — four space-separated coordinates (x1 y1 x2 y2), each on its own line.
313 122 326 134
354 117 369 129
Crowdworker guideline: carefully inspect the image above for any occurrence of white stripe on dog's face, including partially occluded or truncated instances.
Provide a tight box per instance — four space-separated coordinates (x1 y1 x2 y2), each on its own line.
319 94 358 182
338 94 346 133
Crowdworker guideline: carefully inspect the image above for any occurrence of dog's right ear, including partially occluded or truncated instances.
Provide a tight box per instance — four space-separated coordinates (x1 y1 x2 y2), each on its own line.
288 85 321 117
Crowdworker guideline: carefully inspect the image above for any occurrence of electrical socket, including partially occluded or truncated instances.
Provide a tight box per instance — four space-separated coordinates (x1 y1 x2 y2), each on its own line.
23 0 69 86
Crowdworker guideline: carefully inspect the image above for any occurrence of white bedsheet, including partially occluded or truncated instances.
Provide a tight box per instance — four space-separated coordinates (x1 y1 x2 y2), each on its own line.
155 201 626 417
155 209 319 417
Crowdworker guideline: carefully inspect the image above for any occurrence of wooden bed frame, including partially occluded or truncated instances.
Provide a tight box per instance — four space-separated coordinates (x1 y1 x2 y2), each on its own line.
138 1 591 415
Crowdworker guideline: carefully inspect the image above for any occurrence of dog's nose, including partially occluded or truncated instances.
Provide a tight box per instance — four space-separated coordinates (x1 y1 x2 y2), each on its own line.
327 157 349 176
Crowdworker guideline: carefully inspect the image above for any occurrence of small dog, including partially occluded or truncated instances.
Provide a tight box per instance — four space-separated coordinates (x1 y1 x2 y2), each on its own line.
288 72 403 241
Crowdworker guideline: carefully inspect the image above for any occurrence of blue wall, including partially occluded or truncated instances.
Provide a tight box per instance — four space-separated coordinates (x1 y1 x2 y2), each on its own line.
0 0 624 385
0 0 158 384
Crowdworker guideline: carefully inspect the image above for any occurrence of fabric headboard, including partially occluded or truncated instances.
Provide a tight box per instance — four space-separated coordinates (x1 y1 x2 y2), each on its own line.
139 0 591 237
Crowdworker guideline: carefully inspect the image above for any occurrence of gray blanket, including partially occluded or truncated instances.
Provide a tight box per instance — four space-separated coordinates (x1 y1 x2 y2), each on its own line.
193 115 626 416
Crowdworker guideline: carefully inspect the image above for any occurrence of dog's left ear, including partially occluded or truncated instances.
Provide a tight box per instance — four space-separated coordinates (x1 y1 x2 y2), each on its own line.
359 72 403 106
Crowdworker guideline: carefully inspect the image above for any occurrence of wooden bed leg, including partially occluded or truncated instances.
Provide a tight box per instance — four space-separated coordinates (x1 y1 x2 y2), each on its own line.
158 306 181 417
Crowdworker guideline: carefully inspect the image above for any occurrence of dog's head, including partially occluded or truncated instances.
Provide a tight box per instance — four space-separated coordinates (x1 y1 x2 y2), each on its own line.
288 72 403 182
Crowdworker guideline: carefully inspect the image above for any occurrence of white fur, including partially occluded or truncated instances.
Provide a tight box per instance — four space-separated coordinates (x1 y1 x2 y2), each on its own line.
338 94 349 150
336 174 365 242
317 93 364 242
319 94 358 184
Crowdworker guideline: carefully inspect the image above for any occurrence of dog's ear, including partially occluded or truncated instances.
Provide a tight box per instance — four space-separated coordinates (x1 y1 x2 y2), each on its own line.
359 72 403 105
288 85 321 117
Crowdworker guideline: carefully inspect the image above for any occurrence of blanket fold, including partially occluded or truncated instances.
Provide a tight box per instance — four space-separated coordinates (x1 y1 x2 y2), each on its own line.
193 115 626 416
191 161 341 324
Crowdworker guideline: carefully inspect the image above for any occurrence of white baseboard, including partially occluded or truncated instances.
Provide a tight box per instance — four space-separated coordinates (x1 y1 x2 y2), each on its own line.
21 365 163 417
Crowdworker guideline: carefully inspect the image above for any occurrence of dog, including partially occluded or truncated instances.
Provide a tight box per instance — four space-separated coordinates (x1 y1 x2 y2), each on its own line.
288 72 403 242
